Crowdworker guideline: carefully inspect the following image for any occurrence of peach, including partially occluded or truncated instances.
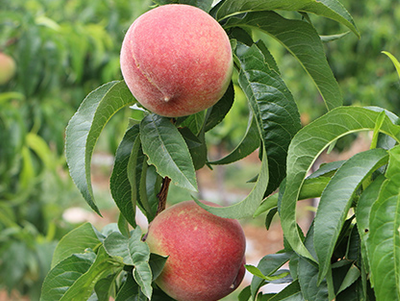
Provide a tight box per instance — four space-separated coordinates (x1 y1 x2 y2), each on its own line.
120 4 233 117
145 200 246 301
0 52 16 85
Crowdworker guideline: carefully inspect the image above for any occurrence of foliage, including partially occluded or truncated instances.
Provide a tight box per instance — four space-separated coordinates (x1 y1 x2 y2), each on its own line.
266 0 400 123
39 0 400 301
0 0 151 298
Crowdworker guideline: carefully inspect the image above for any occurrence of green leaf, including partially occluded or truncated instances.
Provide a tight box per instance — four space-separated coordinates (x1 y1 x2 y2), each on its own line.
196 142 268 219
65 81 136 214
336 264 361 295
307 160 345 179
355 174 386 273
178 111 206 136
367 146 400 300
51 222 103 268
298 257 329 301
280 106 400 263
58 247 121 301
209 111 260 165
254 176 330 218
140 114 197 192
139 164 162 222
41 252 96 301
179 126 207 170
110 124 141 227
382 51 400 80
226 11 343 111
269 280 304 301
246 265 290 283
314 148 389 283
103 227 150 266
115 272 147 301
216 0 359 37
204 81 235 132
250 252 293 299
103 227 152 298
133 262 153 299
235 42 301 194
149 253 168 281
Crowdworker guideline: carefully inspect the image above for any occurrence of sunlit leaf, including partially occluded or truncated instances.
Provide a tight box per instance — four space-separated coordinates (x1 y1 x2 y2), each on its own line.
65 81 136 215
280 107 400 262
51 222 103 268
140 114 197 192
225 11 343 111
235 42 301 195
367 146 400 300
314 148 388 283
215 0 359 38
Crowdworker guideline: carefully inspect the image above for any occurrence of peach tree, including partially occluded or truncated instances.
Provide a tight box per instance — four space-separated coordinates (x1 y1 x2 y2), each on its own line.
40 0 400 300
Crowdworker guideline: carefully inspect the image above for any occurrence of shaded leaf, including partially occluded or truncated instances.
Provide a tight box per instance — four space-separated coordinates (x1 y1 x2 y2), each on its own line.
204 81 235 132
209 111 260 165
110 124 141 227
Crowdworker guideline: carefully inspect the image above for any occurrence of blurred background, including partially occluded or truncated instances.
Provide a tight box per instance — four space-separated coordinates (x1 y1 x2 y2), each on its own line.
0 0 399 300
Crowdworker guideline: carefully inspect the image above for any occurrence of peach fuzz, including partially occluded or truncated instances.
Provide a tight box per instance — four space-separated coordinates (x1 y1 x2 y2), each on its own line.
145 200 246 301
120 4 233 117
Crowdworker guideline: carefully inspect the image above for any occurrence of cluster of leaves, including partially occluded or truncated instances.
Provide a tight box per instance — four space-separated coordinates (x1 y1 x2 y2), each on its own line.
268 0 400 122
41 0 400 301
0 0 151 298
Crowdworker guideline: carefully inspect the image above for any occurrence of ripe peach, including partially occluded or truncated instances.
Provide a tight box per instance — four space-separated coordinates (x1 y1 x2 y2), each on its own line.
145 200 246 301
120 4 233 117
0 52 16 85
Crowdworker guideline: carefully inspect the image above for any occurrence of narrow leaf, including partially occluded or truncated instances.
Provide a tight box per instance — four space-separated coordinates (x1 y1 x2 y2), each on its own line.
356 174 386 273
250 252 293 299
382 51 400 80
204 81 235 132
314 148 389 283
254 176 330 217
269 280 304 301
235 42 301 194
196 143 268 219
140 114 197 192
110 124 141 227
209 111 260 165
367 146 400 300
226 11 343 111
65 81 136 214
280 107 400 262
